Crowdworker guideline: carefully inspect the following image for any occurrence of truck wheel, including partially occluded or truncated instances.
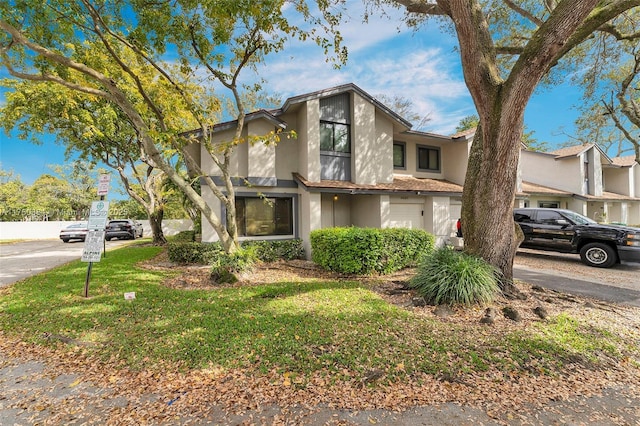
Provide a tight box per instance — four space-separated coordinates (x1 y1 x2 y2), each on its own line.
580 243 617 268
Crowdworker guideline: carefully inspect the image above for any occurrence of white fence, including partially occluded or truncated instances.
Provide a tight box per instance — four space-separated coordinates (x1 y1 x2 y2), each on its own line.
0 219 193 240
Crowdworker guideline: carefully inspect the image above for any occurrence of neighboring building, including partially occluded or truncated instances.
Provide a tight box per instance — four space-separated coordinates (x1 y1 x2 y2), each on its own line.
196 83 640 256
518 144 640 225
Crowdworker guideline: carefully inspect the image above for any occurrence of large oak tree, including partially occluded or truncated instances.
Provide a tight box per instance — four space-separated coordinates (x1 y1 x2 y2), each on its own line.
382 0 640 295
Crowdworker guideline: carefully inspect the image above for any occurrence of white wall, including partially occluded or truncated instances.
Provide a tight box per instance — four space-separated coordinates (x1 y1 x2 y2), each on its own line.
521 151 583 194
604 167 632 196
442 141 470 185
0 219 193 241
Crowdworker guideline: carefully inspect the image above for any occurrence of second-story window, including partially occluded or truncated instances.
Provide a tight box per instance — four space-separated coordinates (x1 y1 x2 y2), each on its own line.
320 93 351 181
417 145 440 172
393 142 406 169
320 121 350 153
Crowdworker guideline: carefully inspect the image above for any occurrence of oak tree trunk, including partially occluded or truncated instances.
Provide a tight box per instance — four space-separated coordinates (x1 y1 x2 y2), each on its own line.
148 208 167 245
461 122 524 298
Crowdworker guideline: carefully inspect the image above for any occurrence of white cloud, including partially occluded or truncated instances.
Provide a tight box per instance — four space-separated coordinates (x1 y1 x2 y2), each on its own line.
255 30 472 133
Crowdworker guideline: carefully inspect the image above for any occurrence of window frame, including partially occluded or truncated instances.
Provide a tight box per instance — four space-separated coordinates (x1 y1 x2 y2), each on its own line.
416 144 441 173
393 141 406 170
235 195 296 239
320 120 351 154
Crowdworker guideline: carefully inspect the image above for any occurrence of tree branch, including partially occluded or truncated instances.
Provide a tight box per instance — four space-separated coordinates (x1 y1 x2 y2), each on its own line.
392 0 448 15
79 0 167 132
504 0 544 27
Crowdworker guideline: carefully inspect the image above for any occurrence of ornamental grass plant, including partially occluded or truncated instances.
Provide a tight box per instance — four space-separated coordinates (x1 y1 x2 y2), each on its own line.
410 246 500 306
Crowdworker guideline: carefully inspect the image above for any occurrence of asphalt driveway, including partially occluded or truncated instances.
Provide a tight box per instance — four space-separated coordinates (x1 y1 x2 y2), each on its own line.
514 248 640 307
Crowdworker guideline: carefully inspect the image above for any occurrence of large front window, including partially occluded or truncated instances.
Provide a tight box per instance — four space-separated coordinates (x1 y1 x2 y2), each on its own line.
236 197 293 237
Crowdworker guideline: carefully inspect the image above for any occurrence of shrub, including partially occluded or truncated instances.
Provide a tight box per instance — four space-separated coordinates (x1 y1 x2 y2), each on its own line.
379 228 435 274
410 247 500 306
167 241 223 264
210 247 258 284
311 227 384 274
310 227 434 275
241 239 305 262
171 230 196 243
168 239 304 265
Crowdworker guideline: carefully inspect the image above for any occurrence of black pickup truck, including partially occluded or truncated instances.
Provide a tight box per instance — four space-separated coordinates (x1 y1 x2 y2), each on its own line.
514 208 640 268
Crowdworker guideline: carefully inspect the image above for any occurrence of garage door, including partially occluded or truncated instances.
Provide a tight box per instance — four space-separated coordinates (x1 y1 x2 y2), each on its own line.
389 204 423 229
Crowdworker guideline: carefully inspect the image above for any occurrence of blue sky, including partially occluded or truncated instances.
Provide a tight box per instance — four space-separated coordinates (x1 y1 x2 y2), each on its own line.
0 3 584 185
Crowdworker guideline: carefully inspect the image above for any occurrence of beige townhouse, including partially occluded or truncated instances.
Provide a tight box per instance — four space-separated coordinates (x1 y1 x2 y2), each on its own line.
197 83 471 254
518 144 640 225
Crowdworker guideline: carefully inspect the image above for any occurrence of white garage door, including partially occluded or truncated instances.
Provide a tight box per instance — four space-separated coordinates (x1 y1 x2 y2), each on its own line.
389 204 423 229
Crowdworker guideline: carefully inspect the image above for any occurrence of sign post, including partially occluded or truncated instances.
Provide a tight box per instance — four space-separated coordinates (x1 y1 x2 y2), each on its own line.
82 176 111 297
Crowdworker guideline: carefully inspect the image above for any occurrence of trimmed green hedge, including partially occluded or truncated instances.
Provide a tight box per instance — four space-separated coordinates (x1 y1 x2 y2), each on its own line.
241 239 305 262
310 227 435 275
170 230 197 243
167 241 223 264
167 239 305 264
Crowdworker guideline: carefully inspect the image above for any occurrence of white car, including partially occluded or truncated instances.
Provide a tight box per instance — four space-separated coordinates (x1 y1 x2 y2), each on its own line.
60 222 88 243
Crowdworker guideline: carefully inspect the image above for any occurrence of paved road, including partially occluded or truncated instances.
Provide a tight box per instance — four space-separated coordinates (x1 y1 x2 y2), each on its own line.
0 239 131 287
514 265 640 307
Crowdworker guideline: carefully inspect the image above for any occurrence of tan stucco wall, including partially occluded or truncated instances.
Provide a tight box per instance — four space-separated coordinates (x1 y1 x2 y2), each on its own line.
200 127 248 177
441 141 470 185
588 150 604 197
275 113 299 180
521 151 583 194
201 184 222 243
568 199 587 216
351 194 384 228
299 191 321 258
352 93 377 185
298 99 321 181
247 120 276 180
604 167 632 196
375 111 394 184
628 202 640 225
320 193 352 228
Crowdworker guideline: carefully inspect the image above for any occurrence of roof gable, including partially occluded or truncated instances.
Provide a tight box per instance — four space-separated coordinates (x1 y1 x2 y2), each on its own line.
549 143 612 164
280 83 413 129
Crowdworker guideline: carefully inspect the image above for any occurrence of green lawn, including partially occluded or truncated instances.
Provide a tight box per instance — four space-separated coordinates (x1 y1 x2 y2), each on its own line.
0 244 637 384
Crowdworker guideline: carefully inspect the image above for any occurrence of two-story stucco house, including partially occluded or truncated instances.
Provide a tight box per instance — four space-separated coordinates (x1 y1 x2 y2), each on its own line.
195 83 640 255
197 83 471 254
517 144 640 224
